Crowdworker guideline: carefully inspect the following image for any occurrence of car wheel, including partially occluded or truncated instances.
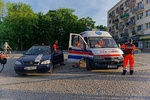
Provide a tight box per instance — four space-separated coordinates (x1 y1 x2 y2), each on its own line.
49 64 53 74
86 58 93 71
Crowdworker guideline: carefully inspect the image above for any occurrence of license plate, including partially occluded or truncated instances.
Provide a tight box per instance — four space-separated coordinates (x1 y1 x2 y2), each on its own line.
24 66 37 70
107 65 117 68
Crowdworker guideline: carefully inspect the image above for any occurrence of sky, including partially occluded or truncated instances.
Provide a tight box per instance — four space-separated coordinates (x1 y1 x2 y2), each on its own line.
4 0 120 26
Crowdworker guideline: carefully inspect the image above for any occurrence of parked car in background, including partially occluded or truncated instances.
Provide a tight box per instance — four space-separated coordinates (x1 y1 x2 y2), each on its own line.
14 45 64 76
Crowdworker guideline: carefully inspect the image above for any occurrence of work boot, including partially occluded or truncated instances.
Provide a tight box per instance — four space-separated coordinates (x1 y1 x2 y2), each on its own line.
122 70 127 75
130 70 134 75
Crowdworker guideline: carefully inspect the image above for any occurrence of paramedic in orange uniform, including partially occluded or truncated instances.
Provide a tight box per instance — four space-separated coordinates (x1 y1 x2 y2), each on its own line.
76 41 80 47
95 39 105 47
98 39 105 46
53 40 60 53
53 40 65 66
121 39 136 75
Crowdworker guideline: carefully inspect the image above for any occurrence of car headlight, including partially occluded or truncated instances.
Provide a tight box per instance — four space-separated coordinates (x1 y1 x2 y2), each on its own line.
15 61 22 65
41 60 50 64
93 55 104 59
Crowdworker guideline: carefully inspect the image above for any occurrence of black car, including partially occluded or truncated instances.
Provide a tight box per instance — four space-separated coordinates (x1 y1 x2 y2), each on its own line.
14 45 64 75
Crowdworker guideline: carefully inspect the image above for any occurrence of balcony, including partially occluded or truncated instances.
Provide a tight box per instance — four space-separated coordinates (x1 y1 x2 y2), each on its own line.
109 28 115 33
122 33 129 37
116 8 124 14
129 21 136 27
118 24 124 31
112 18 119 24
126 0 136 7
116 37 128 44
137 30 144 35
132 5 144 14
132 30 136 35
120 13 129 20
113 35 119 41
109 13 115 19
111 28 115 33
126 20 136 27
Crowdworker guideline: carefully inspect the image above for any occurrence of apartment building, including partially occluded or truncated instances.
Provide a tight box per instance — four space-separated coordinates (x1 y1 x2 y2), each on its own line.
108 0 150 52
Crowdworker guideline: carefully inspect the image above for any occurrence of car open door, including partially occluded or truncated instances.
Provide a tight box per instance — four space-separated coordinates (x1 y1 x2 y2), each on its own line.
67 33 88 63
51 46 64 65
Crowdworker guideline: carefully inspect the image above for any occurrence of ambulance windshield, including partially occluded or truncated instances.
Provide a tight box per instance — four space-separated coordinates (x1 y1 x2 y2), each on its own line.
89 37 118 48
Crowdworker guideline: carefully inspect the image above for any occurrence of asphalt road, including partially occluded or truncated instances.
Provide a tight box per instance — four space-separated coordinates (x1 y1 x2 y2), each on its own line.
0 53 150 100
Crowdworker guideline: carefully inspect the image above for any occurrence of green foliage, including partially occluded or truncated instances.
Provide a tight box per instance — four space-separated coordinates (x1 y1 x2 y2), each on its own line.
0 2 107 50
96 25 107 31
0 0 4 17
3 2 37 50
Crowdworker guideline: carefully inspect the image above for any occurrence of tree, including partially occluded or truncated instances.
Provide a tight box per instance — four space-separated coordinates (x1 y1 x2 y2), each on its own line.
36 12 52 45
4 2 37 50
1 1 104 50
96 25 107 31
46 8 79 48
0 0 5 46
42 8 96 49
0 0 4 21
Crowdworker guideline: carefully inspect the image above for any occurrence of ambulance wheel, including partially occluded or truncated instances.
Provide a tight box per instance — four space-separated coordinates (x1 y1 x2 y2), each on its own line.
86 59 93 71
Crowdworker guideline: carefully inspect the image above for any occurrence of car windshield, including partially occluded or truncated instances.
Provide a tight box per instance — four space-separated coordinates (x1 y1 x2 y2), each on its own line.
89 37 118 48
25 46 51 55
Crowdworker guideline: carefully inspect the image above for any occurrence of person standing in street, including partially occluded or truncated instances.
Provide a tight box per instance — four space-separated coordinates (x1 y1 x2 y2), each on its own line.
121 38 136 75
53 40 65 66
53 40 60 53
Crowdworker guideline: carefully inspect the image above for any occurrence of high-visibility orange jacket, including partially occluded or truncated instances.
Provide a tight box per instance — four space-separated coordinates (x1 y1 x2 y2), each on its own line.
121 43 136 70
121 43 136 55
53 43 59 52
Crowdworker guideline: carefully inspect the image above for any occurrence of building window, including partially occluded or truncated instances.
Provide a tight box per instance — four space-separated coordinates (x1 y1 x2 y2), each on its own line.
130 16 135 23
125 29 128 34
130 27 135 32
131 6 135 13
137 13 143 20
138 1 144 8
146 0 150 4
125 9 129 13
112 26 115 31
146 22 150 29
109 20 111 24
116 7 119 13
109 27 111 32
145 41 150 49
138 41 143 48
112 10 115 16
137 25 143 31
146 9 150 16
130 27 135 35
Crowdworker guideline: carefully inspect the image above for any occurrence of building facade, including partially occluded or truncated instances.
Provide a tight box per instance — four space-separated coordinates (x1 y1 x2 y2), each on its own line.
108 0 150 52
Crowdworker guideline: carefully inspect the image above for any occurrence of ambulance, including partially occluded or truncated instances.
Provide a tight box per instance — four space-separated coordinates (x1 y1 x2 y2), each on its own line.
67 30 124 70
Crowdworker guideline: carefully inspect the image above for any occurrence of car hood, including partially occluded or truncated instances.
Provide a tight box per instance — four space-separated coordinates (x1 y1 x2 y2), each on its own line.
18 54 51 62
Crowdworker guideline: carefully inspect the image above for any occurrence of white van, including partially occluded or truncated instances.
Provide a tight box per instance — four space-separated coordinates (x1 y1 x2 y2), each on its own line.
68 30 124 70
